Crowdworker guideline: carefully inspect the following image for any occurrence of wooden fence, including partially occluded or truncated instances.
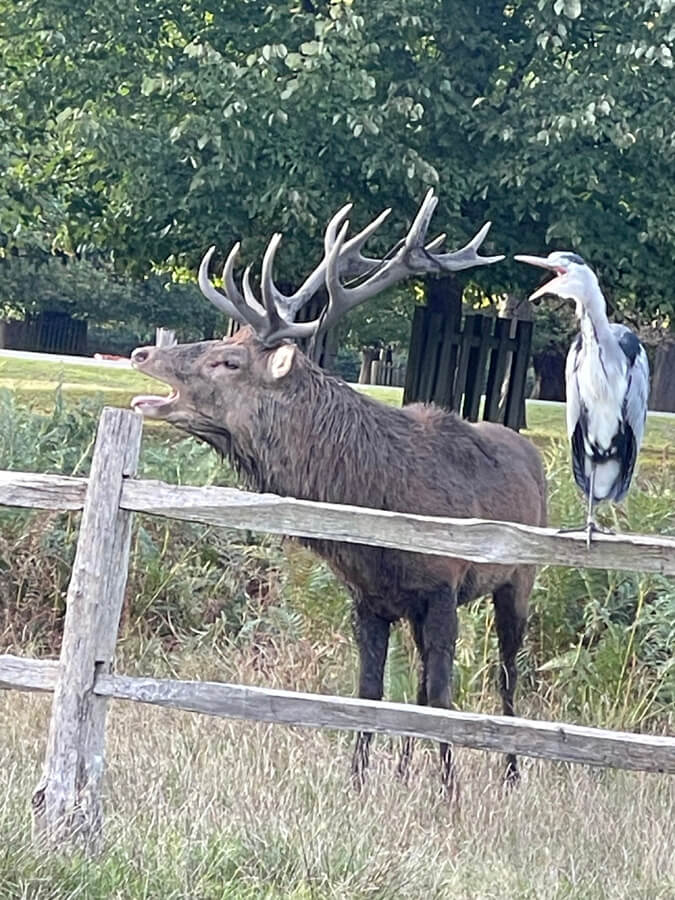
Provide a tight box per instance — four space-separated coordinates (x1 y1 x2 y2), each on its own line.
404 307 533 430
0 312 88 355
1 407 674 851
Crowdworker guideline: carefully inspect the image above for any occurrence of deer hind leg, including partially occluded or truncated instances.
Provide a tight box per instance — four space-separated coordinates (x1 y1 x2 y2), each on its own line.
421 585 458 792
397 616 428 781
492 578 530 785
351 605 390 790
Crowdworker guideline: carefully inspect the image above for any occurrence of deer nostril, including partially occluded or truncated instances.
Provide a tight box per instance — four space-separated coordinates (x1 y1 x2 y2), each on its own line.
131 347 151 365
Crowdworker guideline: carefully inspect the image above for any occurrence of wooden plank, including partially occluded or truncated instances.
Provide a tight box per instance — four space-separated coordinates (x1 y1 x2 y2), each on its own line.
0 471 87 510
484 317 513 422
0 654 60 692
2 655 673 775
431 304 462 409
402 305 427 403
452 314 479 410
505 319 534 431
119 479 675 576
417 310 444 402
3 469 675 575
464 316 493 421
31 407 142 849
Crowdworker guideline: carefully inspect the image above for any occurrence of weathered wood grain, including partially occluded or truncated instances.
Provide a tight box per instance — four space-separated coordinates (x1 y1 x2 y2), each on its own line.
0 654 59 691
0 471 86 510
120 479 675 576
3 467 675 574
31 408 142 849
3 654 673 775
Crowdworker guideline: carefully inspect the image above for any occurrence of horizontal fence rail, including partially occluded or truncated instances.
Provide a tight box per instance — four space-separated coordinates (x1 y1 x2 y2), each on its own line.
2 655 674 775
2 469 675 576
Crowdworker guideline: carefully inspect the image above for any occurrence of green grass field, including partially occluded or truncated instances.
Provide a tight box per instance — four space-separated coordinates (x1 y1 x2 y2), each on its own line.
1 352 674 898
2 351 673 465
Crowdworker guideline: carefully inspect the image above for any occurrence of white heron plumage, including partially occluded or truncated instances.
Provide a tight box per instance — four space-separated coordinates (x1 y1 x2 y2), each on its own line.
514 251 650 545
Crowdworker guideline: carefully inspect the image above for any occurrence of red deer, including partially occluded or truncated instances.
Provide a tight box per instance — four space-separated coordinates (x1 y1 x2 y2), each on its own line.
130 190 547 788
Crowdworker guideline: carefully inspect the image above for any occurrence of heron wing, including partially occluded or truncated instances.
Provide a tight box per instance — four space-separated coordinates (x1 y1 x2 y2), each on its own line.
565 334 589 494
611 324 650 499
564 333 583 440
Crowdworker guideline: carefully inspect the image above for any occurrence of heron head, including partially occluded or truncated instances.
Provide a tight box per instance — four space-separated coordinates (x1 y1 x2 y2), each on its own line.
513 251 598 308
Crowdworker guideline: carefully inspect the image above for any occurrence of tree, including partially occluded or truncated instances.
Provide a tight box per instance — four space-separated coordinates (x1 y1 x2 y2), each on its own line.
1 0 673 334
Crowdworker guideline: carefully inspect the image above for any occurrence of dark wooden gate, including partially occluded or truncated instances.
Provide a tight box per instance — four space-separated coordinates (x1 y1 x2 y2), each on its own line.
0 312 88 355
403 294 533 431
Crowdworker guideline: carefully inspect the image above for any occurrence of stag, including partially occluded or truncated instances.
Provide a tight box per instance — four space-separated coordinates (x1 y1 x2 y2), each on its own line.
130 191 547 787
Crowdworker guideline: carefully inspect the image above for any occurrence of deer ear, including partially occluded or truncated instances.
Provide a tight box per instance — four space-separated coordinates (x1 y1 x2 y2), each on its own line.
267 344 297 380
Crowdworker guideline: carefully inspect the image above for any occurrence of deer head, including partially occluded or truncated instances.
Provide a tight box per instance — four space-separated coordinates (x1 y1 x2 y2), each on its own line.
130 189 503 453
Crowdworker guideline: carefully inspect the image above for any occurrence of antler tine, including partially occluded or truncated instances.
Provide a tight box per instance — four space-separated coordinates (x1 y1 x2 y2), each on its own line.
260 233 291 331
279 203 393 321
425 233 446 252
222 243 264 317
241 266 271 333
404 188 438 252
431 220 505 270
198 246 249 323
324 203 353 254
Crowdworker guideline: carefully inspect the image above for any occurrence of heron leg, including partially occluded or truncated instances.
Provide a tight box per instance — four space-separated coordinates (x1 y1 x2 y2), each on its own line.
586 467 596 549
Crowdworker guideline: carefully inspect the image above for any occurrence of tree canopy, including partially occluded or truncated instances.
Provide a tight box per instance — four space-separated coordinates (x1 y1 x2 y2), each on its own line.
1 0 673 329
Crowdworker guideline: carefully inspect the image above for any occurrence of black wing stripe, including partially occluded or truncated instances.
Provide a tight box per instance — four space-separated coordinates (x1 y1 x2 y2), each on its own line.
614 423 638 502
571 420 589 496
618 330 642 366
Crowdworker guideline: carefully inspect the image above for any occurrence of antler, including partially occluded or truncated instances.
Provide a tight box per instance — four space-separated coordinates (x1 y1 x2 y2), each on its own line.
198 189 503 346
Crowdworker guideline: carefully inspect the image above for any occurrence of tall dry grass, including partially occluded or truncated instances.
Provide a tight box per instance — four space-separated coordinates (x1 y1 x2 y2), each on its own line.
1 392 674 897
1 656 674 899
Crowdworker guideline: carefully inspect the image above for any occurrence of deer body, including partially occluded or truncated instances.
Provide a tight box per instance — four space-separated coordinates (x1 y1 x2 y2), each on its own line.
132 327 546 784
131 189 547 786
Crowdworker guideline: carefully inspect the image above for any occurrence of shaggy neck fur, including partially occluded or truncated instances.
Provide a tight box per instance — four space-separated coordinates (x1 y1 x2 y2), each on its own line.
191 351 502 515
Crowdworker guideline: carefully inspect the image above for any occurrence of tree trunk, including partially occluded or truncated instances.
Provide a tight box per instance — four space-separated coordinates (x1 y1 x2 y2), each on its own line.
650 338 675 412
532 349 566 401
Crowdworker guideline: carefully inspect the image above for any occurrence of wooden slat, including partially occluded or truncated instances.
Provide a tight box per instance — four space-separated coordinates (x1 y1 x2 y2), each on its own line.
402 304 427 403
484 317 513 421
2 655 673 775
0 471 87 510
505 319 534 431
417 310 444 402
452 314 476 410
464 316 494 421
432 305 463 409
3 469 675 575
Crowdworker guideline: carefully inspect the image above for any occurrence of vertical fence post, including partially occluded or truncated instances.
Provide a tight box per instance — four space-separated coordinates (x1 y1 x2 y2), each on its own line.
31 408 142 850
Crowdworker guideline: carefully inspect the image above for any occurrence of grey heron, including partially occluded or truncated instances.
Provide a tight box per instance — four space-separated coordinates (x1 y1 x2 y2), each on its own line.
514 251 650 546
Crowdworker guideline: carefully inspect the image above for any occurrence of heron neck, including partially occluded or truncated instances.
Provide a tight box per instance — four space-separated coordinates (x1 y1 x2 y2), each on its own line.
577 282 611 343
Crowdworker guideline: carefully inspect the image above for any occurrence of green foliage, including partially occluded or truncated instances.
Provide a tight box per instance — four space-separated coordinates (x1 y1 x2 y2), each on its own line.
1 0 673 328
0 254 220 335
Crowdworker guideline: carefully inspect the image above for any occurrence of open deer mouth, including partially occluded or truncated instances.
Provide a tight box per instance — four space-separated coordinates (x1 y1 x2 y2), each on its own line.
130 388 179 418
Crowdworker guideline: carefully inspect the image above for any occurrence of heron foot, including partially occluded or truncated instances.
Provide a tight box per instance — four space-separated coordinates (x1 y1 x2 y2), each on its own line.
556 523 616 548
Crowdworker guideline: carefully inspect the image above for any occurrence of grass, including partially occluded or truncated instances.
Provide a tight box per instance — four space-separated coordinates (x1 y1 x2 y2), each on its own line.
2 353 673 463
1 360 674 897
2 666 674 899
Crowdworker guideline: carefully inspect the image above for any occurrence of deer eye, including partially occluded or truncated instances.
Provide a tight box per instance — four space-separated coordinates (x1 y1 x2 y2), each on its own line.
210 359 239 370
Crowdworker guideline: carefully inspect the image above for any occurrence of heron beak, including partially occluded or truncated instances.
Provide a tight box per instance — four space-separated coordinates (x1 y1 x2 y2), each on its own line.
513 254 566 301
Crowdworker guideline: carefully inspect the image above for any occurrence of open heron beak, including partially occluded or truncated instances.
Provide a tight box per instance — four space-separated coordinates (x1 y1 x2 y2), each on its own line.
513 254 566 301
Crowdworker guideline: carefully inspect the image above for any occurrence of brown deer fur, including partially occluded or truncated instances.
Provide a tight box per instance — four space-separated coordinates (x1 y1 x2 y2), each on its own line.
131 326 547 785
